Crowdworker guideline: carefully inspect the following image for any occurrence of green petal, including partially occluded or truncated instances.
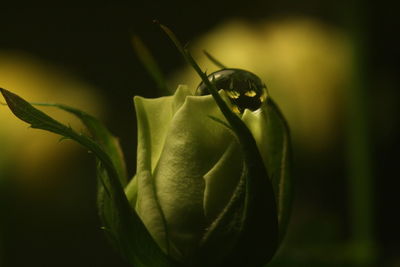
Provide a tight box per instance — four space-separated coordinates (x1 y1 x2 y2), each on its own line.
242 97 292 241
158 24 289 265
135 170 169 254
153 94 237 262
133 85 191 174
131 85 192 261
203 141 243 222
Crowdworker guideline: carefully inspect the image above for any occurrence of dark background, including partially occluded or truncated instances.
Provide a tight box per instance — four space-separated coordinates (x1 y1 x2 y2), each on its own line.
0 2 398 266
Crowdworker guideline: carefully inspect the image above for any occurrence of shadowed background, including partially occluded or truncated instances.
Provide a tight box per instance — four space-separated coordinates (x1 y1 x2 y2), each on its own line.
0 2 398 267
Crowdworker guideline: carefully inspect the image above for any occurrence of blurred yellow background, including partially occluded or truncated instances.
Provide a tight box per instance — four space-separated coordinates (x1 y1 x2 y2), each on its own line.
0 51 103 187
0 3 398 267
170 18 352 154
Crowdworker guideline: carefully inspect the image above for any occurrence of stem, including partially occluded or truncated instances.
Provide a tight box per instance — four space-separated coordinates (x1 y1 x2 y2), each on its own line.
344 1 376 265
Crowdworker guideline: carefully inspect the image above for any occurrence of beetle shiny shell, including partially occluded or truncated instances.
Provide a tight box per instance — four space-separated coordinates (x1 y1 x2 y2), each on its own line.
196 68 267 113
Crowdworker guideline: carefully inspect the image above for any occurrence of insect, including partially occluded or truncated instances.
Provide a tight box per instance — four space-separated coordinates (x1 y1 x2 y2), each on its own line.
196 68 267 113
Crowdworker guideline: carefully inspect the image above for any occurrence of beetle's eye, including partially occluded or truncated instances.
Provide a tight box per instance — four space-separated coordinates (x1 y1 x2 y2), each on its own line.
196 68 267 113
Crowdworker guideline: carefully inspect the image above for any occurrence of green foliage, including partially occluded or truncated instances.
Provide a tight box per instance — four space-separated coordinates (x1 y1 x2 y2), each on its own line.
132 35 169 95
0 25 292 267
159 24 292 266
0 88 176 267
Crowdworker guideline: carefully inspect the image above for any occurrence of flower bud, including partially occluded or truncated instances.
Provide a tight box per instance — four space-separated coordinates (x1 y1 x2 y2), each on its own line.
126 70 292 266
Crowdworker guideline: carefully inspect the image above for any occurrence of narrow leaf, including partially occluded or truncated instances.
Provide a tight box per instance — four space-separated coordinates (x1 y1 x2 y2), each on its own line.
132 35 169 95
0 88 174 267
264 98 292 242
32 102 128 187
159 24 278 266
203 50 226 69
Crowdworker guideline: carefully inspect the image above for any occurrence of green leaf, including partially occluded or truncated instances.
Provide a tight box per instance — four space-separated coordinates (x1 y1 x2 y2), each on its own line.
31 102 128 187
241 98 292 243
263 98 292 242
203 50 227 69
0 88 176 267
160 24 279 266
132 35 169 95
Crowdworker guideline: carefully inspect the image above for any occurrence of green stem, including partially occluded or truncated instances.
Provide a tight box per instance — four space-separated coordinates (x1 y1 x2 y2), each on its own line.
344 1 376 265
